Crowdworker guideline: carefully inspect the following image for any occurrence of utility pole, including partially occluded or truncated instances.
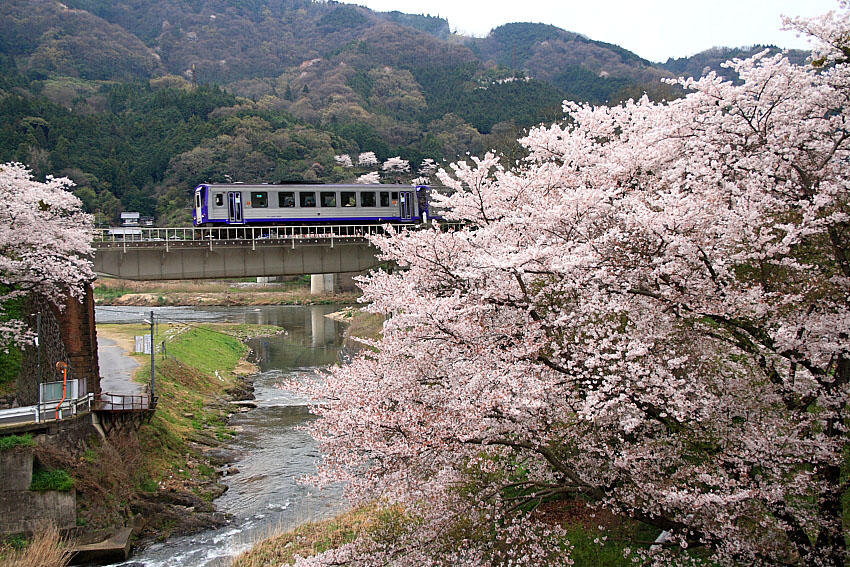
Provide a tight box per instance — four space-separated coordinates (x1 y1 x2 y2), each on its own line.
150 310 155 399
36 312 41 421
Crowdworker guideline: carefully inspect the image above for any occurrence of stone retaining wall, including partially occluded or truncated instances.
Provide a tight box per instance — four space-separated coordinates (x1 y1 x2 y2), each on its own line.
0 448 76 536
0 449 33 492
0 490 76 535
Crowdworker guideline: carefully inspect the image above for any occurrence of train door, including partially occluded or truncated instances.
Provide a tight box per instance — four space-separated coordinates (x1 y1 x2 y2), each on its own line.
227 191 244 223
194 188 204 224
399 190 414 221
416 187 428 222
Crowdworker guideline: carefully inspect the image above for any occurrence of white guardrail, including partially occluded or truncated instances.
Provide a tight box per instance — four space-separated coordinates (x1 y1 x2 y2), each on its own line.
0 379 92 427
92 223 463 250
92 224 416 252
94 224 408 242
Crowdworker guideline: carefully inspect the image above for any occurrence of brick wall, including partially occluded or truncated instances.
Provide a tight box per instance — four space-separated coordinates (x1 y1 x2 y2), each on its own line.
55 283 100 396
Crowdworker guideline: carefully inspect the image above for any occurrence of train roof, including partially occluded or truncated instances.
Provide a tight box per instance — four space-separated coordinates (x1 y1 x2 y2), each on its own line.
195 183 423 190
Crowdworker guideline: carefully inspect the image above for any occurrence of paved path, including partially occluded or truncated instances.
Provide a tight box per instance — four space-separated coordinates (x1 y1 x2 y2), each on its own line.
97 337 144 396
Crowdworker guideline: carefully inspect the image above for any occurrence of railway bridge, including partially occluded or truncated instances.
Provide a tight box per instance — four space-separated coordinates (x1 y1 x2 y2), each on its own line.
91 224 401 283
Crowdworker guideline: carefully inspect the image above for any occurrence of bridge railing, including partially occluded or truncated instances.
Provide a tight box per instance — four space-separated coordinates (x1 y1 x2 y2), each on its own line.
93 393 157 412
93 224 405 243
93 223 464 243
92 223 463 251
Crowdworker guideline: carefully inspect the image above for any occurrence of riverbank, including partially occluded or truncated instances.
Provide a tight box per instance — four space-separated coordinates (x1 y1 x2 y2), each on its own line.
112 304 351 566
94 278 359 307
86 322 282 547
229 308 658 567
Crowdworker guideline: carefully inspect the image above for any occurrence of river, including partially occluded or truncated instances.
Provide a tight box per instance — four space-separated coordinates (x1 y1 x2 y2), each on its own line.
96 305 349 567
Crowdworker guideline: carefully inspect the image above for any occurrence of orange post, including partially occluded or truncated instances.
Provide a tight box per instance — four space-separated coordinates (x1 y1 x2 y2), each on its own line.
55 361 69 420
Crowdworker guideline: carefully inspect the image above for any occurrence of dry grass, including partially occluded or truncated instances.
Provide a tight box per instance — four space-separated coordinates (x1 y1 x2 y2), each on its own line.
35 432 141 532
345 310 384 341
0 524 71 567
96 278 256 294
232 507 376 567
93 277 360 306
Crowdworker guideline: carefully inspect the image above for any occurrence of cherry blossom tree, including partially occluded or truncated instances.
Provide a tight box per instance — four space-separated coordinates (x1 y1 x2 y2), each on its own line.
412 158 438 186
0 163 93 348
355 171 380 184
358 152 378 167
381 156 410 175
380 156 411 184
293 7 850 567
334 154 354 168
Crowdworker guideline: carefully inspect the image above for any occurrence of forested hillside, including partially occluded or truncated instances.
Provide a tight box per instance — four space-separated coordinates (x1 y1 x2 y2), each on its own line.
0 0 809 225
661 44 809 81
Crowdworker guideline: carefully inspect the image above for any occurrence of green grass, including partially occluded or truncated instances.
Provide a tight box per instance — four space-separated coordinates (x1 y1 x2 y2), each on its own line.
92 286 128 300
565 526 635 566
137 475 159 493
30 467 74 492
159 326 247 376
97 322 277 489
0 433 36 451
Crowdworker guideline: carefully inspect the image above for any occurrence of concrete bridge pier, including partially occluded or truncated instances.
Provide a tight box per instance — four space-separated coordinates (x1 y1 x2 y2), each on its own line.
310 274 335 295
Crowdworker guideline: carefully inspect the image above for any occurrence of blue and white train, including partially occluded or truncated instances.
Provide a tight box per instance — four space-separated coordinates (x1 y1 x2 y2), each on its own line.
192 183 445 226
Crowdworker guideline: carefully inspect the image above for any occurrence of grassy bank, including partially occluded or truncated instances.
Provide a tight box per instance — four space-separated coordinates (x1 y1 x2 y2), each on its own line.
36 321 284 541
98 322 279 484
232 507 375 567
233 500 657 567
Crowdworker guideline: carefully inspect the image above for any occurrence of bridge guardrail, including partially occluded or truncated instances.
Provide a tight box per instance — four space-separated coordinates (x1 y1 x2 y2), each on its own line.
93 224 415 252
92 223 464 252
93 393 157 412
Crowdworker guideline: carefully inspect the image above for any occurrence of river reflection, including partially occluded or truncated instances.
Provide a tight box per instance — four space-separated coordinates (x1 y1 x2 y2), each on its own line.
99 305 348 567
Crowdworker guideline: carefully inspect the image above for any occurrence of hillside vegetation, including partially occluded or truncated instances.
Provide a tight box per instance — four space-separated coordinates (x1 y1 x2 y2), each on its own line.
0 0 807 225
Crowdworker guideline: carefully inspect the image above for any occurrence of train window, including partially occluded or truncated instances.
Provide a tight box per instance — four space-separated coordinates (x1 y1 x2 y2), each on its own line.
391 191 398 206
299 192 316 207
341 192 356 207
321 192 337 207
279 191 295 208
251 192 269 208
214 193 224 207
380 192 390 207
361 192 376 207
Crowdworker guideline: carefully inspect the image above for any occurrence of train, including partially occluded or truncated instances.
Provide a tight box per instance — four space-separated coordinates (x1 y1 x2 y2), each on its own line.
192 183 448 227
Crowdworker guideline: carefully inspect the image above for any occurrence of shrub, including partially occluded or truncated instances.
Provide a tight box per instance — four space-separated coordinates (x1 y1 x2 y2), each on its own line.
30 468 74 492
0 434 35 452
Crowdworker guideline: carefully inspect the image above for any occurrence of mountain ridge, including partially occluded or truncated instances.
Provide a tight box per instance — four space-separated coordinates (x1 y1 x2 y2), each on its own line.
0 0 814 225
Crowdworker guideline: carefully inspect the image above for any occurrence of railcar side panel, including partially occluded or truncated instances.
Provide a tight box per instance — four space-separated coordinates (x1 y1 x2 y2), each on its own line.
193 183 438 226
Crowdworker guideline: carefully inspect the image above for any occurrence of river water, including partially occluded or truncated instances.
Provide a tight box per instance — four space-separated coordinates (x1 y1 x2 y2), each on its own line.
96 305 349 567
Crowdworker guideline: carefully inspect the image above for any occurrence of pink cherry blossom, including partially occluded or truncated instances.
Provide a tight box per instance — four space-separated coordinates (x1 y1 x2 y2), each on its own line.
290 6 850 566
0 163 93 348
358 152 378 167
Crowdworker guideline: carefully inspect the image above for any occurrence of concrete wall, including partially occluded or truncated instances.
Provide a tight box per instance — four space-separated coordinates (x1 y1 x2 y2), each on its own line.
0 450 34 492
0 491 76 535
0 448 76 535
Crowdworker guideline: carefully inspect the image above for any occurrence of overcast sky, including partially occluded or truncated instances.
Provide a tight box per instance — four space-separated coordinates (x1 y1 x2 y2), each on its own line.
340 0 837 62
